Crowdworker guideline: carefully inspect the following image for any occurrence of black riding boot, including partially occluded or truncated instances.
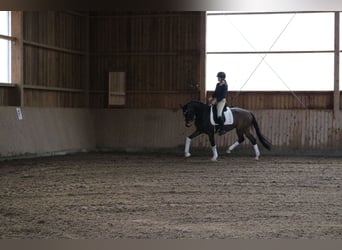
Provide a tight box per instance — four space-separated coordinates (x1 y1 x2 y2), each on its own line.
218 116 227 135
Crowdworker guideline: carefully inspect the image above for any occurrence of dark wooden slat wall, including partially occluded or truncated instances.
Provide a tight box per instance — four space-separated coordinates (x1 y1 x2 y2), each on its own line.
22 11 86 107
24 46 83 89
89 12 202 108
206 91 335 110
24 11 85 51
0 87 18 106
23 89 85 108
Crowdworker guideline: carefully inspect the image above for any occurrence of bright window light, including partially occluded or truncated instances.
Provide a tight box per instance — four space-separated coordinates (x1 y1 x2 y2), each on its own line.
206 12 335 91
207 53 334 91
0 11 11 83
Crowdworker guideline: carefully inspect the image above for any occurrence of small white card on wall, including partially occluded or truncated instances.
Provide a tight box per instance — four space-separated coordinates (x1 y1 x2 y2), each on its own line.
16 107 23 120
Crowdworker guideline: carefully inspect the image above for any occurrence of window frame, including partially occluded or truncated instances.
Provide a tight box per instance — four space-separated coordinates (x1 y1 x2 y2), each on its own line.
206 11 339 91
0 11 14 84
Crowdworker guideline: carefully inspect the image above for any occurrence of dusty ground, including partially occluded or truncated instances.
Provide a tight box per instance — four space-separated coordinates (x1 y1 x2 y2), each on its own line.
0 152 342 239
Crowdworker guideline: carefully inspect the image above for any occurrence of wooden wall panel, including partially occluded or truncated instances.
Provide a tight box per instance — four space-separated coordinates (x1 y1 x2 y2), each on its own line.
24 89 85 108
90 55 200 91
125 91 199 109
90 12 201 52
89 12 203 109
89 91 199 109
24 46 83 89
22 11 87 108
89 93 107 109
0 86 19 106
24 11 85 51
206 91 334 110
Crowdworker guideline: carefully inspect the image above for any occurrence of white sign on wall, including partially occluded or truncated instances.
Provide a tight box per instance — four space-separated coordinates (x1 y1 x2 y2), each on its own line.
16 107 23 120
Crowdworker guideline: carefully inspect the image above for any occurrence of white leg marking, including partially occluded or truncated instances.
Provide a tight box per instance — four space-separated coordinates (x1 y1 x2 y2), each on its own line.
184 137 191 157
253 144 260 160
211 145 218 161
226 141 240 154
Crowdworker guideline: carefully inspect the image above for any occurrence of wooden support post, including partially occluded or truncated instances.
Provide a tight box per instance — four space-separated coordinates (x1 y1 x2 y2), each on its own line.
84 12 90 107
199 12 206 103
334 12 340 119
11 11 24 107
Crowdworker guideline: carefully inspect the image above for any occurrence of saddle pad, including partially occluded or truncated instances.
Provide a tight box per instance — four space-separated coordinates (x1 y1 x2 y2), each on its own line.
210 106 234 126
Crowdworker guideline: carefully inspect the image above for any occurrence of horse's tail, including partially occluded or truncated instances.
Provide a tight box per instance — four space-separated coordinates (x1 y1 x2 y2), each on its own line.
251 113 271 151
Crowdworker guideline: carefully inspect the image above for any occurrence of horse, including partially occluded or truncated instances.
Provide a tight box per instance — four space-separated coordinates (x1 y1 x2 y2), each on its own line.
181 100 271 161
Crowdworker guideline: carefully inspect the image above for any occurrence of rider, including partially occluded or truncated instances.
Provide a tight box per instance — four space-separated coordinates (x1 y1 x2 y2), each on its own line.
208 72 228 135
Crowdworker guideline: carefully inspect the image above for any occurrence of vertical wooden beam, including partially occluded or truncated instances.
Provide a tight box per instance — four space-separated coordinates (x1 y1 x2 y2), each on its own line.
84 12 90 108
199 12 206 103
11 11 24 107
334 11 340 119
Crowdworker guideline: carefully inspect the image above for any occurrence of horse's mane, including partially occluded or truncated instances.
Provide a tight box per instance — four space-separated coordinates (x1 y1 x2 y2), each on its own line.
187 100 208 106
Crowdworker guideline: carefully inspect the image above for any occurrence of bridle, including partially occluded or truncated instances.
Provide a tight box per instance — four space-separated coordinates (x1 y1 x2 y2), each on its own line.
183 108 196 127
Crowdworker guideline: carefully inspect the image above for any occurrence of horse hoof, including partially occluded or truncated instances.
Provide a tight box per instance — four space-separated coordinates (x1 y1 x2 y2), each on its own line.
211 157 218 161
185 153 191 158
226 150 231 154
255 156 259 160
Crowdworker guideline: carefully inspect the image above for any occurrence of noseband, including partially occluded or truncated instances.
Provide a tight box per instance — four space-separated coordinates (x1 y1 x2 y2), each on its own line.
183 109 196 127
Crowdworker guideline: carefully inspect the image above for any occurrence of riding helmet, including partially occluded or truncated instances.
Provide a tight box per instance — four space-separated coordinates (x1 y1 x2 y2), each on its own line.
216 72 226 79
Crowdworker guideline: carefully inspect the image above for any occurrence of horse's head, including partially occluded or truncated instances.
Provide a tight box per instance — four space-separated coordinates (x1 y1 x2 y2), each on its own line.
181 102 197 127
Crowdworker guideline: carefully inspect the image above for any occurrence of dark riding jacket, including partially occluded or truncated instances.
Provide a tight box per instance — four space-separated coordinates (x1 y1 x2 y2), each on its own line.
212 81 228 102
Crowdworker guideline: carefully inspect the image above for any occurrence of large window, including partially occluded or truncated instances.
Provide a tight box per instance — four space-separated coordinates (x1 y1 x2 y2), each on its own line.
0 11 11 83
206 12 336 91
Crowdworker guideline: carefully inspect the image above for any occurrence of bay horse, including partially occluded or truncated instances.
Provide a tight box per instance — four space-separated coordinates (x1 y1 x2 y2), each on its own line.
181 100 271 161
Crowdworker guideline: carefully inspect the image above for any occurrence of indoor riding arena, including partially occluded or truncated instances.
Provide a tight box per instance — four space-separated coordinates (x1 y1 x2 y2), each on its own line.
1 10 342 239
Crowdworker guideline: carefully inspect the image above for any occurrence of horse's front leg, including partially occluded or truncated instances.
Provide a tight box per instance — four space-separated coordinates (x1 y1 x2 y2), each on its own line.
184 130 201 158
208 132 218 161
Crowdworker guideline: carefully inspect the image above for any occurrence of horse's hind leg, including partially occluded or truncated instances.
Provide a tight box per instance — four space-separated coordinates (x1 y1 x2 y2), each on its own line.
244 129 260 160
226 129 244 154
208 132 218 161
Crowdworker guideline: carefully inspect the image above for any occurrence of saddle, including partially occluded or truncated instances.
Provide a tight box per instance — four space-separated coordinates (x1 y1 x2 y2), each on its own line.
210 105 234 126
